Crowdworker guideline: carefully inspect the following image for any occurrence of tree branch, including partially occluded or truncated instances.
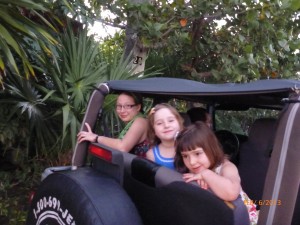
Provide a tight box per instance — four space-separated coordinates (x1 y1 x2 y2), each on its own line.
204 12 223 23
94 18 126 29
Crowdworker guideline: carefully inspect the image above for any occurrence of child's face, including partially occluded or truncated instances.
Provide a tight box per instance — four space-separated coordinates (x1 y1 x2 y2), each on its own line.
181 147 211 174
116 94 140 122
153 108 181 141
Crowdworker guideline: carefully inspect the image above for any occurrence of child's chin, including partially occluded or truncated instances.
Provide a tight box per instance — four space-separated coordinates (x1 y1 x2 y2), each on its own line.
192 168 203 174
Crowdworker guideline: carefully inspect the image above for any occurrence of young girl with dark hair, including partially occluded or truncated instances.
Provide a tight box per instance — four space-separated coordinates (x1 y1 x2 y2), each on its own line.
175 121 258 225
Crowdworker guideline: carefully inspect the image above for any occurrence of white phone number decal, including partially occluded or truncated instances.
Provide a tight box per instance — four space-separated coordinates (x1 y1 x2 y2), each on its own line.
33 196 75 225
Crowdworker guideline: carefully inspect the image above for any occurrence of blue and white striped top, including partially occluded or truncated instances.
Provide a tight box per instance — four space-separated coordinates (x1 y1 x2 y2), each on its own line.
153 145 175 170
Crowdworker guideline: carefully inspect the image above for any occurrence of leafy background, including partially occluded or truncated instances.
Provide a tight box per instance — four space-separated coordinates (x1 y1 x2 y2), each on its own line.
0 0 299 223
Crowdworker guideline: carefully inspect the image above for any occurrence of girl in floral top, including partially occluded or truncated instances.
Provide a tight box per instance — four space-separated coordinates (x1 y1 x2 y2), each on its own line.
175 121 258 225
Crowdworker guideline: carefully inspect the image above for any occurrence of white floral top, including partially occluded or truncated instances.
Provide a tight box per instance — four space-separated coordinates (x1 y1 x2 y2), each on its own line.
214 164 259 225
240 191 259 225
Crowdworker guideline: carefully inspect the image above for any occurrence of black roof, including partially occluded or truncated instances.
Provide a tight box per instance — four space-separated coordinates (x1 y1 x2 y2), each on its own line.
106 78 300 109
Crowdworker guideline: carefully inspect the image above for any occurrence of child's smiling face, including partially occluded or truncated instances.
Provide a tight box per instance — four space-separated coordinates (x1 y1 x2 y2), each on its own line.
153 108 181 141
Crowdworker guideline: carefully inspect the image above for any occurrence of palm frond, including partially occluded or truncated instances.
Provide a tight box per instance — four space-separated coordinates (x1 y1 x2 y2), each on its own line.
0 0 59 79
0 75 59 155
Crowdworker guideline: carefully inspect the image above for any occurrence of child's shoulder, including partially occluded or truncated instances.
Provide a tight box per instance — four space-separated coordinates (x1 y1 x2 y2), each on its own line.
146 147 155 160
221 159 239 172
223 158 236 166
147 144 159 152
133 116 147 123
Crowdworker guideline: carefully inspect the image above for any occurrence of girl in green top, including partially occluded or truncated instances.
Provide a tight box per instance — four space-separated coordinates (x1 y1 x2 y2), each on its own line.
77 92 149 157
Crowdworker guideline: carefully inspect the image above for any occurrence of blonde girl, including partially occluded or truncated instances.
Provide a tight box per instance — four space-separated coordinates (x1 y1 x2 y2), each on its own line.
146 103 184 169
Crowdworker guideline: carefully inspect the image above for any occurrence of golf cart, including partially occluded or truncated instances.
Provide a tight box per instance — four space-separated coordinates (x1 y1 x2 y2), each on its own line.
26 77 300 225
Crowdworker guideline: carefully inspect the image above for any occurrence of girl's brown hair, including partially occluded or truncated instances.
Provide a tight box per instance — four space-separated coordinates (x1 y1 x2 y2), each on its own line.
147 103 184 147
118 92 144 112
175 121 224 173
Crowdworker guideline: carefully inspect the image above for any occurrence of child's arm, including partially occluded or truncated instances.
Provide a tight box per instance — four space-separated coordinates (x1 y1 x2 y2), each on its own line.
201 163 241 201
78 118 148 152
146 148 155 162
183 173 209 190
184 161 241 201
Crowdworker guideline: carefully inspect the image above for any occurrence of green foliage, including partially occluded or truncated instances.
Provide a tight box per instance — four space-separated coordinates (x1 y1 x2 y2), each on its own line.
0 105 28 153
34 25 109 152
216 108 280 135
0 0 59 86
1 75 60 158
0 25 105 158
99 31 125 62
0 160 47 225
78 0 300 82
1 21 161 160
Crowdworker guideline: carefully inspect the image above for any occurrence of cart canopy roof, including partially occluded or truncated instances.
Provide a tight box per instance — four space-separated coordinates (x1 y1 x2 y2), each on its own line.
106 78 300 109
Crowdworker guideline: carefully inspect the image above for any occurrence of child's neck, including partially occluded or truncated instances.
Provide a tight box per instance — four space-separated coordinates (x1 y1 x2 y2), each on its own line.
160 142 174 149
159 140 175 158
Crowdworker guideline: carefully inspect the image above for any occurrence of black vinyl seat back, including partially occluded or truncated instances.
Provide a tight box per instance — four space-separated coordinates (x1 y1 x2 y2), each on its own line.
124 157 233 225
89 143 238 225
238 118 277 202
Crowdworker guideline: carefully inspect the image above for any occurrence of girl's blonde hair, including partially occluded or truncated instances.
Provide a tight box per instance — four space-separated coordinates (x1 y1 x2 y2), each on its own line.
147 103 184 147
175 121 224 173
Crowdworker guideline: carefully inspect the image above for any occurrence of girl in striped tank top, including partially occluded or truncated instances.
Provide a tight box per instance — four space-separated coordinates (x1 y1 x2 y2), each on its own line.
146 103 184 170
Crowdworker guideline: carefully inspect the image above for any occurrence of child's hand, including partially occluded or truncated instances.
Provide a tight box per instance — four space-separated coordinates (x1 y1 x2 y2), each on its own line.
183 172 208 190
77 123 98 143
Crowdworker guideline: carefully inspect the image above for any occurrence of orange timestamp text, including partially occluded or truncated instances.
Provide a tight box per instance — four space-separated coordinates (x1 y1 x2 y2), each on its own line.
244 199 281 206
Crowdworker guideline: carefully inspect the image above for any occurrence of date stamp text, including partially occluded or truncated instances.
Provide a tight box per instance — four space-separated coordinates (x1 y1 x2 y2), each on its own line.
244 199 281 206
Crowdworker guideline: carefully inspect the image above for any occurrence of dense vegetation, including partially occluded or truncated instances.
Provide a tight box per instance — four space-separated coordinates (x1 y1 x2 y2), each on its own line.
0 0 299 223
